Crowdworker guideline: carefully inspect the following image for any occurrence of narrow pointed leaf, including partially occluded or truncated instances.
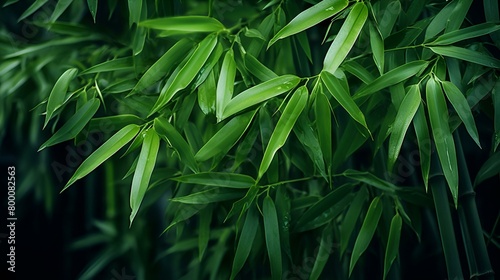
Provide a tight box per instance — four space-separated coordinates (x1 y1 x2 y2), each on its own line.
44 68 78 128
323 2 368 74
130 129 160 225
474 151 500 186
244 53 278 82
430 23 500 45
383 214 402 280
413 103 431 191
172 188 244 204
349 196 383 276
87 0 98 22
49 0 73 22
268 0 348 46
340 187 368 256
18 0 48 22
426 77 459 206
172 173 255 189
216 49 237 121
425 1 458 40
369 21 385 75
230 205 259 280
222 75 300 120
441 81 481 147
429 46 500 68
198 70 216 115
310 223 334 280
140 16 225 33
62 124 140 192
128 0 142 26
263 196 282 280
315 89 332 165
388 85 421 170
39 98 100 151
80 57 133 75
258 86 308 180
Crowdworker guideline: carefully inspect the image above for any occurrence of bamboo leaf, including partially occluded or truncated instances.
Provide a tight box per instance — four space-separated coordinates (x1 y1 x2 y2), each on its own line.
128 0 142 26
342 169 401 193
340 187 368 256
268 0 348 46
258 86 308 181
129 129 160 225
216 49 237 122
150 34 218 115
172 188 244 204
49 0 73 22
429 46 500 68
413 103 431 191
388 85 421 170
369 21 385 75
244 52 278 82
230 205 259 280
349 196 383 276
153 118 199 173
315 89 332 165
441 81 481 147
44 68 78 128
446 0 473 32
140 16 225 33
293 115 328 180
321 71 369 132
222 75 300 120
383 213 403 280
172 172 256 189
80 57 133 75
323 2 368 74
18 0 48 22
88 115 144 132
263 196 282 280
310 223 334 280
430 23 500 45
426 77 459 207
87 0 98 22
424 0 458 40
198 206 212 260
62 124 140 192
195 110 255 161
198 70 216 115
39 98 100 151
474 151 500 186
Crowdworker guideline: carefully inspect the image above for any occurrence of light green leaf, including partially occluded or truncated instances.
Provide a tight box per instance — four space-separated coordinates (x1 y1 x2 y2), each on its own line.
263 196 282 280
353 61 429 100
230 205 259 280
80 57 133 75
321 70 369 132
413 103 431 191
369 21 385 75
171 188 244 204
44 68 78 128
340 187 368 256
323 2 368 74
39 98 100 151
172 172 255 189
474 151 500 186
222 75 300 120
388 85 421 170
62 124 140 192
429 46 500 68
349 196 383 276
258 86 308 181
198 70 216 115
132 39 193 94
383 213 403 279
216 49 237 122
196 110 255 161
18 0 48 22
441 81 481 147
150 34 218 115
129 129 160 226
87 0 98 22
269 0 348 46
343 61 376 84
430 23 500 45
315 89 332 165
244 52 278 82
153 118 199 173
426 77 459 207
140 16 225 33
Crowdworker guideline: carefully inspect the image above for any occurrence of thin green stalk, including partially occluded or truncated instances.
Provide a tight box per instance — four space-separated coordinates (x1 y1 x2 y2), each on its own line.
430 153 463 280
454 130 494 279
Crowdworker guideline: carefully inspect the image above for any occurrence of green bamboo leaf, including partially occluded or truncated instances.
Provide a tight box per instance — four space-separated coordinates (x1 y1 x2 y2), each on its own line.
426 77 459 207
441 81 481 147
349 196 383 276
413 103 431 191
80 57 133 75
297 194 353 232
140 16 225 33
128 0 142 26
49 0 73 22
216 49 237 122
378 0 401 38
343 61 376 84
430 23 500 45
446 0 473 32
424 0 458 40
310 223 334 280
87 0 98 22
198 70 216 115
474 151 500 186
193 43 223 89
258 86 308 181
88 114 144 132
132 39 193 94
222 75 300 120
321 71 369 132
263 196 282 280
369 21 385 75
295 31 313 63
388 85 421 170
153 118 199 173
172 188 244 204
268 0 348 47
129 129 160 225
230 205 259 280
294 115 328 180
315 89 332 165
44 68 78 128
244 52 278 82
172 172 255 189
340 187 368 256
323 2 368 74
62 124 140 192
195 111 255 161
484 0 500 46
39 98 100 151
225 184 260 222
429 46 500 68
342 169 401 193
198 206 212 260
383 213 403 280
353 61 429 100
18 0 48 22
150 34 218 115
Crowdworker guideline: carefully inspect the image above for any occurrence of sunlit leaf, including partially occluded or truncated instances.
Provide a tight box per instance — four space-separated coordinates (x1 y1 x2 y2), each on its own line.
216 49 237 122
140 16 225 33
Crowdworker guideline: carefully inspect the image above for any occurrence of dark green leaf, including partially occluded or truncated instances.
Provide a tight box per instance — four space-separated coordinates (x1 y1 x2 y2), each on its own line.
44 68 78 128
429 46 500 68
474 151 500 186
383 213 402 279
172 188 244 204
263 196 282 280
230 205 259 279
172 173 255 189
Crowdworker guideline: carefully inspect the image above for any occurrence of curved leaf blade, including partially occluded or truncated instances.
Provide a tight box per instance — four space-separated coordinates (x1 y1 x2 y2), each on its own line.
171 188 244 204
383 213 403 280
429 46 500 68
430 23 500 45
44 68 78 128
216 49 237 122
172 172 255 189
140 16 225 33
474 151 500 186
230 205 259 280
263 196 282 280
